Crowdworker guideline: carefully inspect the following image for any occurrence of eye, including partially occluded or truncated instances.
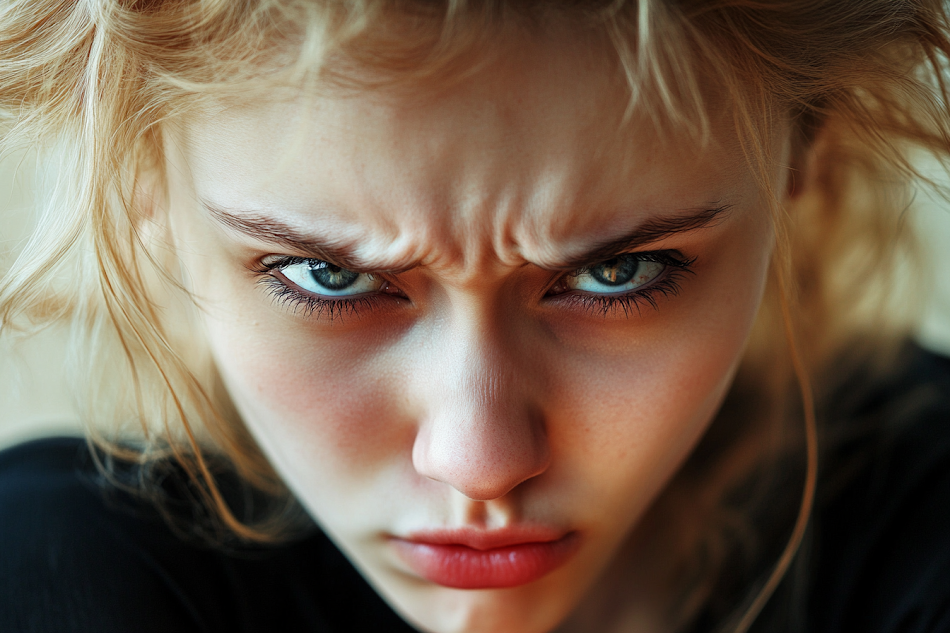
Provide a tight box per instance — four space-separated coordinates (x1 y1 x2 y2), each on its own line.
279 259 384 297
565 254 665 294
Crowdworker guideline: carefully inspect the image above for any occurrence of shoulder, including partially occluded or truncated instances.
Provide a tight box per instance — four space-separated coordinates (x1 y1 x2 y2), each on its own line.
0 437 223 632
0 436 417 633
809 346 950 633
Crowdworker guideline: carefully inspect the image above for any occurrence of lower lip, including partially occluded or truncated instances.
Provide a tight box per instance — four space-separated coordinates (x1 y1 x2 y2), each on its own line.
392 533 579 589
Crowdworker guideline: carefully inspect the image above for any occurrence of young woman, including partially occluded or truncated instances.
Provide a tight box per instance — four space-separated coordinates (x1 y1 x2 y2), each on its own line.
1 1 948 632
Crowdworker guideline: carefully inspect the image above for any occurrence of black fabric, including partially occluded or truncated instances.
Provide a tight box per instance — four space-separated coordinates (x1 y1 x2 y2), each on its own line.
0 438 417 633
1 346 949 633
752 346 950 633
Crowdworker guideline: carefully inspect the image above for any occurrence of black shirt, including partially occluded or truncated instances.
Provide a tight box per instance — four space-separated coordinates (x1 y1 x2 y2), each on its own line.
1 347 949 633
0 441 416 633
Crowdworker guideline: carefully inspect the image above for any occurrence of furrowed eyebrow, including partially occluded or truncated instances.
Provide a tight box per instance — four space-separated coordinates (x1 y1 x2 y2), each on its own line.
204 199 732 272
202 201 414 273
545 203 733 271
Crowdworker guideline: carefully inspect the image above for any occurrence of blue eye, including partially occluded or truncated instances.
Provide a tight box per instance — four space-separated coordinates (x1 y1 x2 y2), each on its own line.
257 251 693 322
279 259 384 297
566 255 665 294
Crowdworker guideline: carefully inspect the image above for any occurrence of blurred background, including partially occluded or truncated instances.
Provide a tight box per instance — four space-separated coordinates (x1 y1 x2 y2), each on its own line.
2 151 950 450
0 153 85 448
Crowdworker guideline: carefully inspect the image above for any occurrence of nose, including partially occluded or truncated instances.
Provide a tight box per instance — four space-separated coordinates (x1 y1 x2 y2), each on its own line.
410 312 550 501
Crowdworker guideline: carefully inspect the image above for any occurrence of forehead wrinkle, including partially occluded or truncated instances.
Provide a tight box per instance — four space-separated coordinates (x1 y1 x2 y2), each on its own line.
488 186 551 269
201 200 435 273
330 203 473 274
492 166 606 268
445 138 605 269
507 201 736 271
408 165 518 279
433 164 612 275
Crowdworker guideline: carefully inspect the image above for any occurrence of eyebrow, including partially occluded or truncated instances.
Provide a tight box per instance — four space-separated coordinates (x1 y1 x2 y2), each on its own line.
547 203 733 270
203 200 733 272
203 201 401 273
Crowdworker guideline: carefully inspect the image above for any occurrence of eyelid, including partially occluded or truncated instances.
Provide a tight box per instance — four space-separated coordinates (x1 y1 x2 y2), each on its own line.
256 254 332 271
569 250 695 275
255 250 691 274
547 252 696 316
253 257 399 322
256 254 421 279
543 249 694 273
252 250 696 322
253 255 363 277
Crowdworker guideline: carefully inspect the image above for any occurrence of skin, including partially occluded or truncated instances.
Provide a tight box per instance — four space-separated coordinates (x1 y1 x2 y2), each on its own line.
163 26 785 633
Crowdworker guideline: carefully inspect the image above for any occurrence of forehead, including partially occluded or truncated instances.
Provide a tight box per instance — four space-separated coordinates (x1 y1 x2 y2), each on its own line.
173 27 753 268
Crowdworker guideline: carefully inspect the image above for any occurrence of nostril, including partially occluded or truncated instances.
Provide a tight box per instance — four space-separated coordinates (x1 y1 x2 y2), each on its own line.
411 415 550 501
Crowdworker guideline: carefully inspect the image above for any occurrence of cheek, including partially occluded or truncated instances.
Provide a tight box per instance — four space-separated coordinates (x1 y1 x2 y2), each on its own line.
545 218 772 502
202 309 412 485
543 324 742 510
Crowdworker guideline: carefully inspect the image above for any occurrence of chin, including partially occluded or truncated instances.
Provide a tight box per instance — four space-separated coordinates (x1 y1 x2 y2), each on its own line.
387 584 575 633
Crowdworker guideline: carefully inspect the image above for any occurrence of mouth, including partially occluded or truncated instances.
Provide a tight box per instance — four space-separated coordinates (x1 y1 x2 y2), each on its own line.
391 527 580 589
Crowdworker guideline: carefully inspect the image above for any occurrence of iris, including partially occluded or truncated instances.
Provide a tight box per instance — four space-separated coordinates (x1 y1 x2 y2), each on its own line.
310 262 360 291
588 256 640 287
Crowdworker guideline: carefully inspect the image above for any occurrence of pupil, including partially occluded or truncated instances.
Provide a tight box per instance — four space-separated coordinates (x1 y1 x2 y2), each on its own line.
310 263 360 290
591 256 640 286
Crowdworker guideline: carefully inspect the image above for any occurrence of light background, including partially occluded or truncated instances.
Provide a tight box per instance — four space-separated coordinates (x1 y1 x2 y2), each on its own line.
2 152 950 449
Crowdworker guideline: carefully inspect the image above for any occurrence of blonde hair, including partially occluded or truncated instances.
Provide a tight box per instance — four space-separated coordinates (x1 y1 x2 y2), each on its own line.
1 0 948 630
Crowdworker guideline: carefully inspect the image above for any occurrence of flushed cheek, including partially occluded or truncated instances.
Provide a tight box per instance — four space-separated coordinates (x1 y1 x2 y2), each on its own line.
548 344 733 503
543 265 762 516
204 316 411 484
551 272 752 440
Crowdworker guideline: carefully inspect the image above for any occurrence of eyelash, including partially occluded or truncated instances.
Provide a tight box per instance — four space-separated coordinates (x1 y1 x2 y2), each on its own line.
253 257 389 321
553 251 696 318
252 251 696 322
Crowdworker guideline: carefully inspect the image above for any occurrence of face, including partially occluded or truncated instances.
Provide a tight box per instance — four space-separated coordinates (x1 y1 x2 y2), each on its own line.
165 27 781 633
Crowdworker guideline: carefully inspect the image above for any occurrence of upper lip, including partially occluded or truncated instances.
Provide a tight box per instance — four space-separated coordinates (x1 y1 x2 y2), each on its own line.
399 526 571 550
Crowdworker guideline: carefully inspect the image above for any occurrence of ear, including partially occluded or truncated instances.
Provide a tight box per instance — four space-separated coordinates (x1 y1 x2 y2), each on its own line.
785 113 827 202
130 132 171 247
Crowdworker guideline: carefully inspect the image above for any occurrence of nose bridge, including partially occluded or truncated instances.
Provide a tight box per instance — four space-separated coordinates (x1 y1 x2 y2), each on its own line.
411 301 550 501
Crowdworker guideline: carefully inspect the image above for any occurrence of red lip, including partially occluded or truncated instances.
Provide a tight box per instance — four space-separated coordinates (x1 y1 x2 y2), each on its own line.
392 528 579 589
